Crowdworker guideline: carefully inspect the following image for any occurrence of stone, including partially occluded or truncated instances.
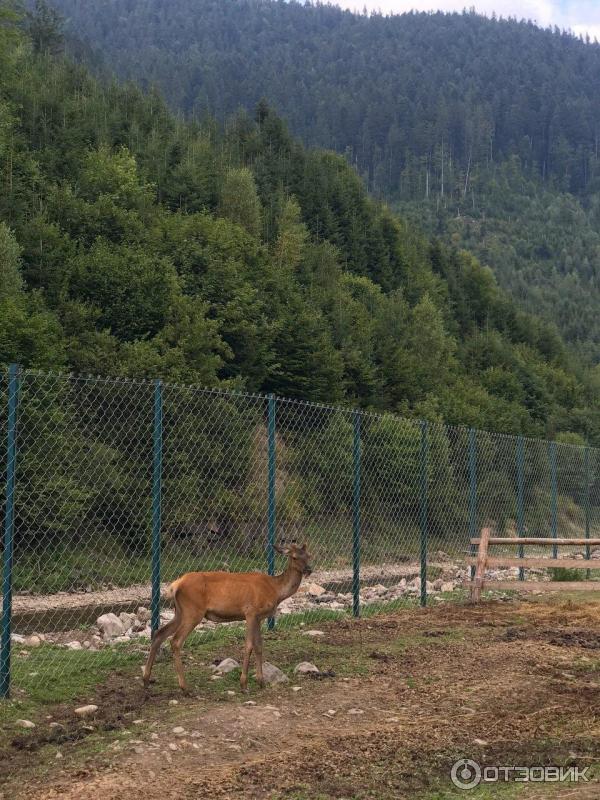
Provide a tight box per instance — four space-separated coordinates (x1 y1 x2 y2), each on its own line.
15 719 36 729
304 582 326 597
74 705 98 717
314 593 337 604
168 699 179 705
294 661 320 675
370 584 389 594
212 658 240 674
347 708 364 715
24 635 42 648
66 641 82 650
119 612 137 631
441 582 455 593
10 634 26 644
303 630 325 637
96 613 125 639
172 727 186 736
137 606 151 622
292 686 302 692
433 578 443 591
260 662 288 685
243 700 257 706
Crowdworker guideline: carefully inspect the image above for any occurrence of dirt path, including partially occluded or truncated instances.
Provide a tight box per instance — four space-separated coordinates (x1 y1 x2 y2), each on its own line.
7 598 600 799
10 562 428 617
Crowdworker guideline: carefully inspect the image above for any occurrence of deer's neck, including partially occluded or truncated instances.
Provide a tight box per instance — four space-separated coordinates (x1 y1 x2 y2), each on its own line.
274 563 304 603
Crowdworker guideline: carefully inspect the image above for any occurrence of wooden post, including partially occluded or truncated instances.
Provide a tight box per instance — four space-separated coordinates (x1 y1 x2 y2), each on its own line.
470 526 491 604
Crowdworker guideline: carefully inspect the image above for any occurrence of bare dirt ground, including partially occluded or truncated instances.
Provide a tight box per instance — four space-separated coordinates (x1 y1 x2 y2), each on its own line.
4 595 600 799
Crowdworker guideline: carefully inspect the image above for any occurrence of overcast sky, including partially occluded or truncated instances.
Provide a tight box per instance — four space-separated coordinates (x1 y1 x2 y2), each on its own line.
334 1 600 41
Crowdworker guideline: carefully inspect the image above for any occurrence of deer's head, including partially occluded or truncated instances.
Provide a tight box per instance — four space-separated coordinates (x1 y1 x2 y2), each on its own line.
275 540 312 577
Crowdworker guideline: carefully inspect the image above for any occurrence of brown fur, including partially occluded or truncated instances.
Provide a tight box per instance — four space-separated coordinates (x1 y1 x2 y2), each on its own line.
142 543 312 692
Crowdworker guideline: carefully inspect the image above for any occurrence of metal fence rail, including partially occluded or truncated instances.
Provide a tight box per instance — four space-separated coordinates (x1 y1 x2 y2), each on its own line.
1 365 600 699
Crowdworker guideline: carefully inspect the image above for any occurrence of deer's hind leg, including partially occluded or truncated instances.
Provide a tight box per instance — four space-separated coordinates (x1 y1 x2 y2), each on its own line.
171 610 205 692
240 618 255 693
143 616 179 688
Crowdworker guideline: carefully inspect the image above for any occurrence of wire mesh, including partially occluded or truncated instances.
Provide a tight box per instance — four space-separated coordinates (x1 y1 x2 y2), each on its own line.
1 366 599 704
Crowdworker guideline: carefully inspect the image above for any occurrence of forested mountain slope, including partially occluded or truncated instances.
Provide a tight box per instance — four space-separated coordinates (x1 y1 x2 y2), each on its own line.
48 0 600 361
1 2 600 443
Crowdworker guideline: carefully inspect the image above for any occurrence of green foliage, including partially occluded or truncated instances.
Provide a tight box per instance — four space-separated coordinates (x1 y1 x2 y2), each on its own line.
219 167 262 238
0 222 23 299
47 0 600 360
0 7 598 450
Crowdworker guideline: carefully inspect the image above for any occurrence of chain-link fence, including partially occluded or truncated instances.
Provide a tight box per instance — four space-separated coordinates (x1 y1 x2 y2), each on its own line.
1 365 600 699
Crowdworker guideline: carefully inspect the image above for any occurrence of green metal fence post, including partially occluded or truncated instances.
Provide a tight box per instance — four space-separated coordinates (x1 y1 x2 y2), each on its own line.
550 441 557 560
420 420 428 607
585 446 591 578
352 411 361 618
267 395 276 631
151 379 163 637
1 364 20 699
468 428 477 580
517 435 525 581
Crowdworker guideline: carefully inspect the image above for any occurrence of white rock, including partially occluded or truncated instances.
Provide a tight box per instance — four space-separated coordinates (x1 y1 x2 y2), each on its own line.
347 708 364 715
24 635 42 648
441 582 455 593
74 705 98 717
11 634 26 644
292 686 302 692
304 583 326 597
96 613 125 639
243 700 257 706
119 612 137 631
370 584 389 595
66 641 82 650
303 630 325 637
15 719 36 728
137 606 151 622
260 662 288 684
212 658 240 674
172 726 186 736
294 661 320 675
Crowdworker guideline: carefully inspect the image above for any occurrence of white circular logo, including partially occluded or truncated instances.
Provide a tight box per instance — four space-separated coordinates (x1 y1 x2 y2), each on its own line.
451 759 482 790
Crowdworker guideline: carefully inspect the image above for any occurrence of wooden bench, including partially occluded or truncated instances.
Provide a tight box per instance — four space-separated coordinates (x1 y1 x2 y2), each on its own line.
466 527 600 602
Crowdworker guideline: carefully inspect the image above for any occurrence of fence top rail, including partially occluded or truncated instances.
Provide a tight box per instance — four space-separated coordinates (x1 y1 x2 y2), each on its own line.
0 364 597 456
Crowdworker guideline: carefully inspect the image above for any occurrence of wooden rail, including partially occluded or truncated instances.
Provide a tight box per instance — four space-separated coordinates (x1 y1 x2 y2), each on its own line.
466 527 600 603
466 557 597 570
470 537 600 547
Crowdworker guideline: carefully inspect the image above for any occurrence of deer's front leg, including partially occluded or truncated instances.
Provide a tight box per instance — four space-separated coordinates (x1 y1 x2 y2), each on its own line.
240 620 254 693
250 617 264 687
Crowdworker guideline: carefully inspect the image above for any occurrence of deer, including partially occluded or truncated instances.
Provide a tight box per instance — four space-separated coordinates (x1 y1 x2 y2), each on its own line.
142 541 312 693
